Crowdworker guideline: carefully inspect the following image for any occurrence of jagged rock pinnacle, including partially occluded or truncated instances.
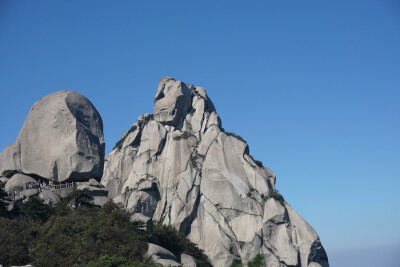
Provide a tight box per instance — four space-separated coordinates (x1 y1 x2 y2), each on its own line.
102 78 329 267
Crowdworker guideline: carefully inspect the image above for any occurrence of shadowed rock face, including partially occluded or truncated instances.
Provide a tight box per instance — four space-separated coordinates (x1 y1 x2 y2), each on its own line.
102 77 329 267
0 91 105 182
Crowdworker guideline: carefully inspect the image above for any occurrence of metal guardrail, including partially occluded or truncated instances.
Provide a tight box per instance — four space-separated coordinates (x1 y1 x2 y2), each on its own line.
28 182 77 191
42 182 76 191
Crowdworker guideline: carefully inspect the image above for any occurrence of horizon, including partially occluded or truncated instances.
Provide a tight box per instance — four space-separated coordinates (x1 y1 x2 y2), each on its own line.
1 1 399 266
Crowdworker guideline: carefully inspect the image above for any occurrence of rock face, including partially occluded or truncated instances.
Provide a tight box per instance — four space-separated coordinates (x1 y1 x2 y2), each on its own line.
0 91 105 182
4 174 36 193
146 243 180 266
102 77 329 267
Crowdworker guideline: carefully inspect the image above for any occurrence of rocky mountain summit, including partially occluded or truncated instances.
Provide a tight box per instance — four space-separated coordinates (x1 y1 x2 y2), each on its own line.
0 79 328 267
102 77 329 267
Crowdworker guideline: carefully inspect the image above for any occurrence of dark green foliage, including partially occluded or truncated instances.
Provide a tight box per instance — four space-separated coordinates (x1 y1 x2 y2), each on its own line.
0 189 213 266
248 254 264 267
247 154 263 167
30 201 149 267
153 221 212 266
17 196 54 222
247 187 255 197
190 155 197 169
263 190 285 204
173 131 191 141
61 189 94 208
86 255 157 267
0 181 10 217
254 160 263 167
2 169 18 178
189 108 196 115
0 218 37 266
0 191 151 266
225 131 247 143
229 254 264 267
230 261 243 267
114 125 138 150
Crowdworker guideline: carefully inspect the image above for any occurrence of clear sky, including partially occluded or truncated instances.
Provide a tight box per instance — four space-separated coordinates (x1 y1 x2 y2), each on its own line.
0 1 399 266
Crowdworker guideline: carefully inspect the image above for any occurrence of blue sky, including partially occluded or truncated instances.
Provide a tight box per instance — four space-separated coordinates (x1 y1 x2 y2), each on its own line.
0 1 399 266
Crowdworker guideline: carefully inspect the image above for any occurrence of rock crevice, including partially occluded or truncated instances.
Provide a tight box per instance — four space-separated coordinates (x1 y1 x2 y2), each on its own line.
101 77 329 267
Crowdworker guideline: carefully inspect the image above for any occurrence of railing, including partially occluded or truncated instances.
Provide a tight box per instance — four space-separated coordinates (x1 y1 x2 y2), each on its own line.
35 182 77 191
52 182 75 190
15 182 77 200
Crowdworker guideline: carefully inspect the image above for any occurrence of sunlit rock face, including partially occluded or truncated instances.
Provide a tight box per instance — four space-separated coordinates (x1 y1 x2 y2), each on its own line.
102 77 329 267
0 91 105 182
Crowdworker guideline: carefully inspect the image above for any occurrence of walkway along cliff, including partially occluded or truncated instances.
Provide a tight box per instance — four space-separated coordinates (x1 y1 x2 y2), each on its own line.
0 78 329 266
101 77 329 267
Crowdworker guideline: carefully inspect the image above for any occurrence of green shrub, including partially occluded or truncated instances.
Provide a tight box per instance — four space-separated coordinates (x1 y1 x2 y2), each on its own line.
190 155 197 169
0 181 10 217
86 255 155 267
17 196 54 222
60 189 94 208
0 218 36 266
248 254 264 267
173 131 191 141
253 159 263 167
230 261 243 267
263 190 285 205
114 125 138 150
247 154 263 167
225 132 247 143
153 221 211 266
230 254 264 267
0 190 153 266
2 169 18 178
30 201 149 266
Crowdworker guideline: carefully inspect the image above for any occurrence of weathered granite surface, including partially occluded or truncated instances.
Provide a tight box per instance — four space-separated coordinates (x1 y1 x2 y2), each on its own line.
102 77 329 267
0 91 105 182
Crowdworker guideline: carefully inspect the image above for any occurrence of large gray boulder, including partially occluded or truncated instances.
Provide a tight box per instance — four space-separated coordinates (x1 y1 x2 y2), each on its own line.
0 177 9 184
102 77 329 267
0 91 105 182
4 174 36 193
0 144 20 175
181 254 197 267
146 243 180 266
76 178 109 206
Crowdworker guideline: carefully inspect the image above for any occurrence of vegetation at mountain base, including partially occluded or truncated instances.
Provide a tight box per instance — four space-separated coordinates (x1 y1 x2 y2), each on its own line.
86 255 158 267
230 254 264 267
153 221 212 267
0 187 211 267
0 182 9 217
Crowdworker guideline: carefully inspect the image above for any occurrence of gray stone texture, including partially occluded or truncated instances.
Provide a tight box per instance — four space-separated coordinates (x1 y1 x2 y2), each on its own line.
102 77 329 267
4 174 36 193
146 243 180 266
0 91 105 182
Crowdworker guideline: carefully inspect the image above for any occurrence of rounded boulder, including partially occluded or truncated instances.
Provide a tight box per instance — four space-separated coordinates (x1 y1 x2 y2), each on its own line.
16 91 105 182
